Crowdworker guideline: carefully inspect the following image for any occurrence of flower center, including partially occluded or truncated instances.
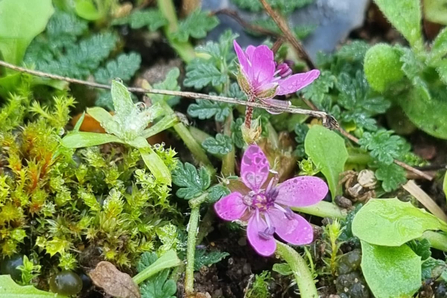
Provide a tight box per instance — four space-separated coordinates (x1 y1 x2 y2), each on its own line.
243 187 278 212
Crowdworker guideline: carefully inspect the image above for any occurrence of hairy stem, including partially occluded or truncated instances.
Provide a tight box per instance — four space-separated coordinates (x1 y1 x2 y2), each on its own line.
185 193 209 296
275 241 318 298
244 94 256 129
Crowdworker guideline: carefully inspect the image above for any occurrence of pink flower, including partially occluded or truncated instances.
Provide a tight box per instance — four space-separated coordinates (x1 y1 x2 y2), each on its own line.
233 40 320 107
214 145 328 256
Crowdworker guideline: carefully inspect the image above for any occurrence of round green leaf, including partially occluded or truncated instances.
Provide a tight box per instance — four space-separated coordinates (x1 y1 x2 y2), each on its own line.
0 0 54 65
304 125 348 197
361 241 421 298
352 198 447 246
364 44 404 92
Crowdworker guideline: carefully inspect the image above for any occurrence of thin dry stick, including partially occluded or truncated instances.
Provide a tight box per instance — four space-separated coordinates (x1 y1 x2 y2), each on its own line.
0 60 326 119
0 60 432 181
211 9 281 38
258 0 315 69
403 180 447 222
337 128 432 181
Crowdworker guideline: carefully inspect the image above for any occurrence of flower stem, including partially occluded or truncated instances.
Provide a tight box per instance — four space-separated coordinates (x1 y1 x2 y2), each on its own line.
158 102 215 175
275 241 318 298
244 94 256 129
157 0 196 63
222 112 235 175
293 201 347 219
185 193 209 296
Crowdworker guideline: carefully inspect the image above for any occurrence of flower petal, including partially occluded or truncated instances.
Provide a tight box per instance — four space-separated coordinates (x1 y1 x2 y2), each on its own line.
241 145 270 191
276 69 320 96
214 192 247 221
233 40 250 76
275 176 328 207
247 214 276 256
250 45 276 88
267 208 314 245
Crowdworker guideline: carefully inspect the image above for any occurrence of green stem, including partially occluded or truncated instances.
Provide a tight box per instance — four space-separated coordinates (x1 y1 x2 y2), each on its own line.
185 193 208 296
346 152 372 165
159 101 215 175
174 123 215 175
422 231 447 252
157 0 196 63
221 112 235 176
133 250 182 284
293 201 347 219
189 126 212 144
141 113 178 139
275 241 318 298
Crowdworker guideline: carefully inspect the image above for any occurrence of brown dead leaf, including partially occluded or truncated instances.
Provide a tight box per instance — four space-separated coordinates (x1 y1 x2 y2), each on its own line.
89 261 140 298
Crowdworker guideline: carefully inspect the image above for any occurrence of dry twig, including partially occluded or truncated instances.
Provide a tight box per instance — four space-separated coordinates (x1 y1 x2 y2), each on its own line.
0 60 432 181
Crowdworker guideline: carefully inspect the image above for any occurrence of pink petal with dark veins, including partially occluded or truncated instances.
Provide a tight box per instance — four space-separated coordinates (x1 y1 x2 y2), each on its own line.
240 145 270 192
275 176 328 207
214 192 247 221
247 214 276 256
276 69 320 96
267 208 314 245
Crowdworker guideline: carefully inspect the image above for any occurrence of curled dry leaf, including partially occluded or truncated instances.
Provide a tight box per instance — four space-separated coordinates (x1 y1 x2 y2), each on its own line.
89 261 141 298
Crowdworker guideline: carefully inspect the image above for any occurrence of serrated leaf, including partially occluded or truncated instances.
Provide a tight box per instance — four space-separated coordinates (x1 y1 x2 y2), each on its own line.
231 118 245 149
337 71 391 118
187 99 231 122
135 252 180 298
202 134 233 156
151 68 180 103
113 9 168 31
352 198 447 246
358 129 409 165
196 30 238 64
408 238 431 261
184 60 227 89
375 163 407 192
0 0 54 65
0 275 65 298
421 257 447 281
172 163 210 199
134 250 182 285
207 185 231 203
373 0 422 47
140 270 176 298
300 70 335 107
29 32 118 79
94 53 141 84
361 241 421 298
304 125 348 197
336 41 370 62
194 249 229 270
171 10 218 42
232 0 313 13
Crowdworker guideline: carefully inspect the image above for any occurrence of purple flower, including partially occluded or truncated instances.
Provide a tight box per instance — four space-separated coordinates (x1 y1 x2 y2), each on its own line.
233 40 320 107
214 145 328 256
